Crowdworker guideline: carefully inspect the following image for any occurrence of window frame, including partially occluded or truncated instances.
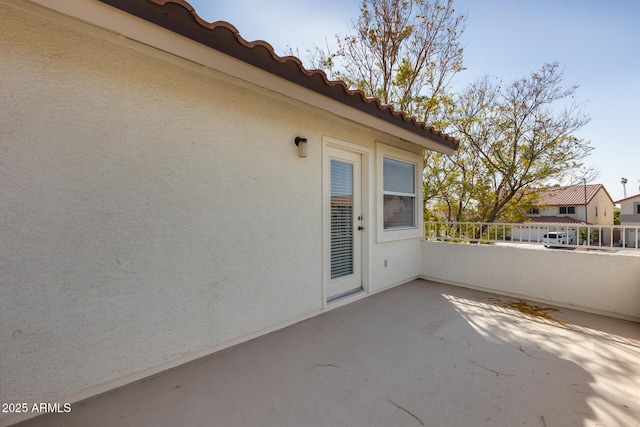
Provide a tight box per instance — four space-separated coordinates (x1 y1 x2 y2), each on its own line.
376 143 422 242
382 157 416 230
559 206 576 215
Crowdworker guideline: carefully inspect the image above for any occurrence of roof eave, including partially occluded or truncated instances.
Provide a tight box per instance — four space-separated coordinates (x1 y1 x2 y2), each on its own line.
615 193 640 204
93 0 458 153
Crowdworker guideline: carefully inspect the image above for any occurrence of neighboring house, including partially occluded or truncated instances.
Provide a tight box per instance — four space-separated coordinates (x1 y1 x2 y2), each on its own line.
512 184 615 243
615 193 640 247
0 0 458 422
529 184 615 225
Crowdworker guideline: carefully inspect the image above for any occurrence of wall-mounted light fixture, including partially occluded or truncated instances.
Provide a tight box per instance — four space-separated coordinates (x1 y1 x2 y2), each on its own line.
295 137 308 158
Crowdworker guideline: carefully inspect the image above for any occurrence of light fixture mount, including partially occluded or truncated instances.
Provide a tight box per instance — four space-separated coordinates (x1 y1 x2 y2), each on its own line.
295 136 308 158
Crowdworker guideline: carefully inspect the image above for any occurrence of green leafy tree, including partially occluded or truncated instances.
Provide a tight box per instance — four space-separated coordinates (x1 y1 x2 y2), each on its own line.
299 3 591 223
423 145 491 222
333 0 466 123
426 63 592 222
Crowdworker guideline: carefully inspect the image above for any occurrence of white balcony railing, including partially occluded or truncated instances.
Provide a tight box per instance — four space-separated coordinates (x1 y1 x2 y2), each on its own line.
425 221 640 250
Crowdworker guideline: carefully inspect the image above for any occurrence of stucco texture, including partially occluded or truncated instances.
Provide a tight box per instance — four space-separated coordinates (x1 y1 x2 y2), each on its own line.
0 1 429 413
421 242 640 321
0 4 330 405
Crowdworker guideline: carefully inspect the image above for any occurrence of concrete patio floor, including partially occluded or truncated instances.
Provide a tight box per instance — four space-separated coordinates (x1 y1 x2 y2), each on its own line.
14 279 640 427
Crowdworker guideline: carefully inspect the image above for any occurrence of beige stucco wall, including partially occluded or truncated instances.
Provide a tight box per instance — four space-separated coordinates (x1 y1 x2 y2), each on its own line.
589 188 615 225
421 241 640 321
0 3 422 416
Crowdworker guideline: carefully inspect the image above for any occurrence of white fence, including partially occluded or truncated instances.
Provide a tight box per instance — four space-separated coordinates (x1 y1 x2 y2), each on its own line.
425 221 640 250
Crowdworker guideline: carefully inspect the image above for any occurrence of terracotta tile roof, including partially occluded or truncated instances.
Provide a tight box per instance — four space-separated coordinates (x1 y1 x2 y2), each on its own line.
535 184 612 206
522 216 585 224
98 0 458 152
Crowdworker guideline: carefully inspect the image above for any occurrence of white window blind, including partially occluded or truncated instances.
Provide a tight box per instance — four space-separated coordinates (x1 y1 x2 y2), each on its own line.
383 157 416 229
330 160 354 279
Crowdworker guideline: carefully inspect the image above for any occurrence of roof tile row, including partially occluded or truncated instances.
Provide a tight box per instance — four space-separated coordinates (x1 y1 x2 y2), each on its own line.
536 184 611 206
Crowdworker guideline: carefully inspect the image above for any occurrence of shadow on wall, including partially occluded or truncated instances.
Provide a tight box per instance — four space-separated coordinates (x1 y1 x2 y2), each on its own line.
13 281 639 427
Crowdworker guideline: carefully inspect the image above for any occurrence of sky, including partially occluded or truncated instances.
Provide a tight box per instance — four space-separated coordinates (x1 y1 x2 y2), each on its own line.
186 0 640 202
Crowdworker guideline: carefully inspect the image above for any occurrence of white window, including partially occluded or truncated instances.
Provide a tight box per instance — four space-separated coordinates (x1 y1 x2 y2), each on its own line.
383 157 416 229
559 206 576 214
376 143 422 242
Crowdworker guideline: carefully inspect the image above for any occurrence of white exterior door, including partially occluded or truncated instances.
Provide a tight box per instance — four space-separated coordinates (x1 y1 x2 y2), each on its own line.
326 147 363 302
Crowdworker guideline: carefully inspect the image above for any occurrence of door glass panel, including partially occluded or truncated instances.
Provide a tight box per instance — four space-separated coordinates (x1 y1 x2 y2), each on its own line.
330 160 353 279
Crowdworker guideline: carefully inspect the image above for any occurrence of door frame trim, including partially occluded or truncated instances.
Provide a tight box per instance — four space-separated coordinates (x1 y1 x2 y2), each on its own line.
322 136 371 308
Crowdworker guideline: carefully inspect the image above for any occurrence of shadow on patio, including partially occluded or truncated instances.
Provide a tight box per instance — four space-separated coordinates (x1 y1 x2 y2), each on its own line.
14 280 640 427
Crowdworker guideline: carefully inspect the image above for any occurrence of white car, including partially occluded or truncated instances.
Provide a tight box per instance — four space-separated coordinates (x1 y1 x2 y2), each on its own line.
541 232 568 247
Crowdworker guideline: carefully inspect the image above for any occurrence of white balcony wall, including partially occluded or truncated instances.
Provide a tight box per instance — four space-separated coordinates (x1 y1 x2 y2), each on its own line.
370 239 422 291
421 241 640 321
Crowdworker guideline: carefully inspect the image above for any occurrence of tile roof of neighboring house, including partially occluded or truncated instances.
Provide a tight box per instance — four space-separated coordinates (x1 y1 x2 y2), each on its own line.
522 216 585 225
615 193 640 204
98 0 458 152
535 184 614 206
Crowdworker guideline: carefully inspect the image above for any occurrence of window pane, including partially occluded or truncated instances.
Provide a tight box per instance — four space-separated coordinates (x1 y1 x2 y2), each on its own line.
383 157 414 194
331 160 353 196
330 160 353 279
384 195 415 229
